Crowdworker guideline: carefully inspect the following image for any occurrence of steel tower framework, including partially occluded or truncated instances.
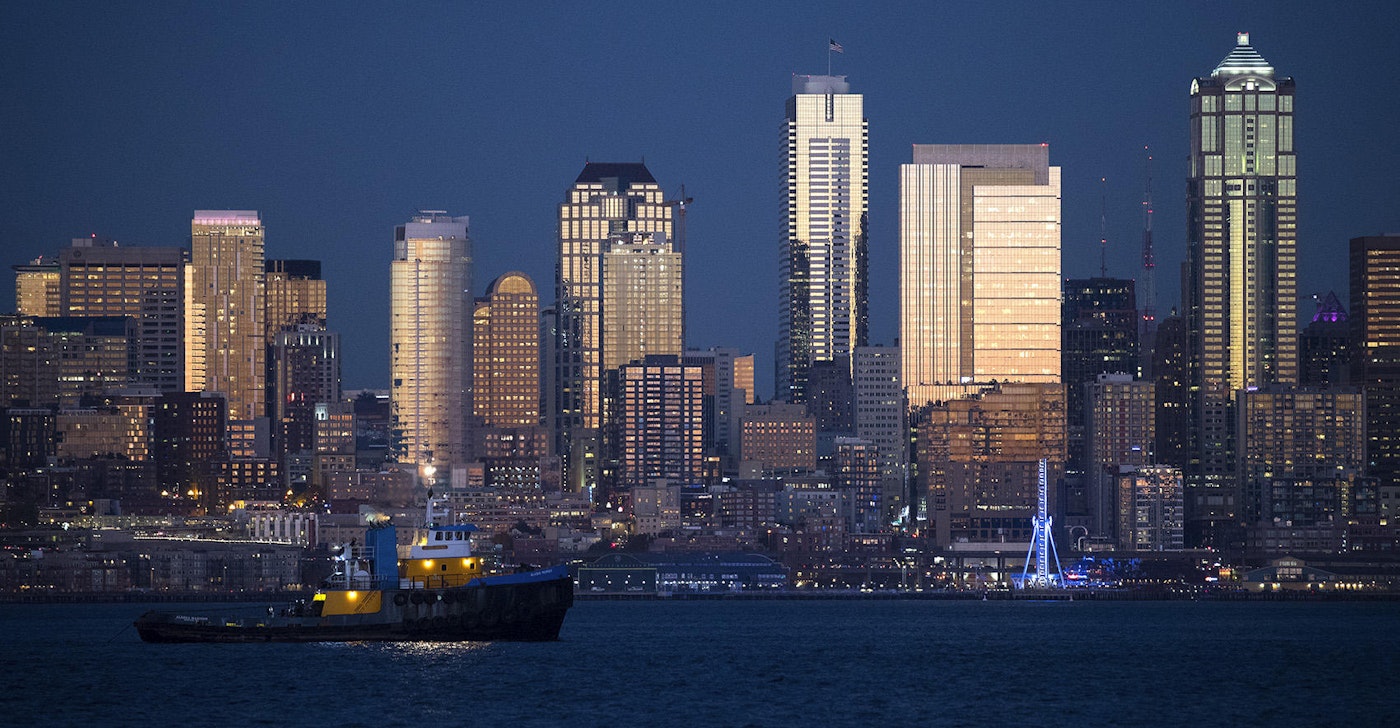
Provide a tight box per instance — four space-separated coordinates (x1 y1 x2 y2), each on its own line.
1019 459 1064 588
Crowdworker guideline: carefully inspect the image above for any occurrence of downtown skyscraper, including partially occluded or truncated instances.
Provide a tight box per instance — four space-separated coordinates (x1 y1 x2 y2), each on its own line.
185 211 266 422
554 163 671 495
899 144 1062 408
390 211 472 479
777 74 868 404
1184 34 1297 547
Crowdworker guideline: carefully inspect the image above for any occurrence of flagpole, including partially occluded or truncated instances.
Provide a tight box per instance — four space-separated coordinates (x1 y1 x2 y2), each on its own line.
827 43 832 75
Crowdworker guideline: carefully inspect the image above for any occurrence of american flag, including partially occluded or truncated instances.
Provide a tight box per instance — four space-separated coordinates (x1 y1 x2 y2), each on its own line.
829 39 844 53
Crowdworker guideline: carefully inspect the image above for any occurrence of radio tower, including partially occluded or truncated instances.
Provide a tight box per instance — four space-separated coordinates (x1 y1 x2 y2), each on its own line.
1099 177 1109 277
1019 459 1063 589
1139 147 1157 351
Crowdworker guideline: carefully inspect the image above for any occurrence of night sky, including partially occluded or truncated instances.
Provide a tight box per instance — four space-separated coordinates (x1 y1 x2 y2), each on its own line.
4 2 1398 396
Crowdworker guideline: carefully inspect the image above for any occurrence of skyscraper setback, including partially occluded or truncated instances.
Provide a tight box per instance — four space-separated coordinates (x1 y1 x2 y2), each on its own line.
1185 34 1297 546
778 74 868 404
554 163 672 495
390 211 472 478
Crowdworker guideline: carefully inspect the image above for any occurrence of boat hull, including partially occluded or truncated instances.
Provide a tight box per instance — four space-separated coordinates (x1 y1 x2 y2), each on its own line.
135 570 574 644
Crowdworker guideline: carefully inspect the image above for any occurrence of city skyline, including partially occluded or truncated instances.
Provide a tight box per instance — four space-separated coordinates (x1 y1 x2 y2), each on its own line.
4 4 1400 397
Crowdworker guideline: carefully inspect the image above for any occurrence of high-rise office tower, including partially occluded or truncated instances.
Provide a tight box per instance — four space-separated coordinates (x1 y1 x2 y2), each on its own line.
1062 277 1139 516
390 211 472 478
853 345 906 527
601 231 683 371
1153 312 1192 469
555 163 671 494
473 272 545 488
682 347 749 473
1298 292 1352 387
1185 34 1297 547
778 74 868 404
1351 235 1400 491
1115 465 1185 552
610 355 704 490
60 238 185 392
186 211 266 422
271 325 340 465
12 258 59 316
1084 373 1155 543
900 144 1062 408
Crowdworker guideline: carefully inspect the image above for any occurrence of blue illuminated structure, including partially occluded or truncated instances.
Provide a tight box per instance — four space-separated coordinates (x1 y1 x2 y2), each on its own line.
1019 459 1064 588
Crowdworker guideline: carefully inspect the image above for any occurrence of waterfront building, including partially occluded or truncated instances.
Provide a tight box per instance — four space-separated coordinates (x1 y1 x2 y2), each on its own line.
473 271 545 488
1237 386 1364 551
1115 465 1185 551
186 211 266 422
389 211 472 479
1350 235 1400 491
1185 34 1298 547
916 382 1066 549
1085 373 1155 543
900 144 1062 409
555 162 671 495
778 74 868 404
12 258 60 317
60 239 185 392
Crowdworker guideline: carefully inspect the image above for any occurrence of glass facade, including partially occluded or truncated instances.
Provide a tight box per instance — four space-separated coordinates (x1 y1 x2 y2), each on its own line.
556 163 671 494
779 75 868 403
187 211 266 421
1185 34 1297 547
900 145 1062 408
601 232 683 372
390 212 471 473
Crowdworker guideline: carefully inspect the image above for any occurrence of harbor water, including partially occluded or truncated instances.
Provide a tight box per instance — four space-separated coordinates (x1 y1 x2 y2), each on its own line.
3 599 1395 726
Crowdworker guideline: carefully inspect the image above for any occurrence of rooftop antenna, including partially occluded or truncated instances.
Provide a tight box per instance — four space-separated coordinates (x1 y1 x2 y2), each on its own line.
1140 146 1157 332
1099 177 1108 277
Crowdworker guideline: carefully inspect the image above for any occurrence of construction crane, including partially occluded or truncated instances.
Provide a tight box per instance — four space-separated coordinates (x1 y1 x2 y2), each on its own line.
663 185 693 345
662 185 693 258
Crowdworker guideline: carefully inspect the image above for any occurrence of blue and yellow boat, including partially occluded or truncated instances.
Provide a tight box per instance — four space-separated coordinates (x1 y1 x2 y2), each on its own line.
135 497 573 643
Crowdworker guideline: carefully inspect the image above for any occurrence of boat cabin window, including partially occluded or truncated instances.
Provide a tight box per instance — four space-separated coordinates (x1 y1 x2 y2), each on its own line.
434 532 443 541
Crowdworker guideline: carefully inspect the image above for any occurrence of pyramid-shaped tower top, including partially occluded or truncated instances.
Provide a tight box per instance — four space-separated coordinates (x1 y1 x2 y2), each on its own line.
1311 291 1348 324
1212 32 1275 77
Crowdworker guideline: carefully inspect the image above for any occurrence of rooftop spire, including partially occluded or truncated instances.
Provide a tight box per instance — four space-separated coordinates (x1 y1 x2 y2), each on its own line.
1212 32 1274 77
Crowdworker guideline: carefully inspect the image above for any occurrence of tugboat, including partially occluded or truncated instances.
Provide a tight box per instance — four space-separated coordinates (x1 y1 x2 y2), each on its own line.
134 496 573 643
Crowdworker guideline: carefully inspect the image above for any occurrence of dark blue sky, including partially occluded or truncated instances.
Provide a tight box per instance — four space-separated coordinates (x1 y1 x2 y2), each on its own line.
4 2 1398 395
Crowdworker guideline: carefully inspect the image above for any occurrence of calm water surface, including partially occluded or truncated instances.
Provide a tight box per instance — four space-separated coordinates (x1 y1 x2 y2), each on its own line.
2 599 1395 727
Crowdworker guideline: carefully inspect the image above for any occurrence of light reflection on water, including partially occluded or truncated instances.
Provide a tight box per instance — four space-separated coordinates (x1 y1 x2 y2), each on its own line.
4 600 1397 727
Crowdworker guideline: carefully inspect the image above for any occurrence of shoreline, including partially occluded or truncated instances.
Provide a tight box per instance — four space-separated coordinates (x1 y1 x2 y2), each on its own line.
4 588 1400 605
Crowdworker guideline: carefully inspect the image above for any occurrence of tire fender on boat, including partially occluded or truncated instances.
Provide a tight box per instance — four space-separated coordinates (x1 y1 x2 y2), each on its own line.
410 592 424 605
393 592 408 607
